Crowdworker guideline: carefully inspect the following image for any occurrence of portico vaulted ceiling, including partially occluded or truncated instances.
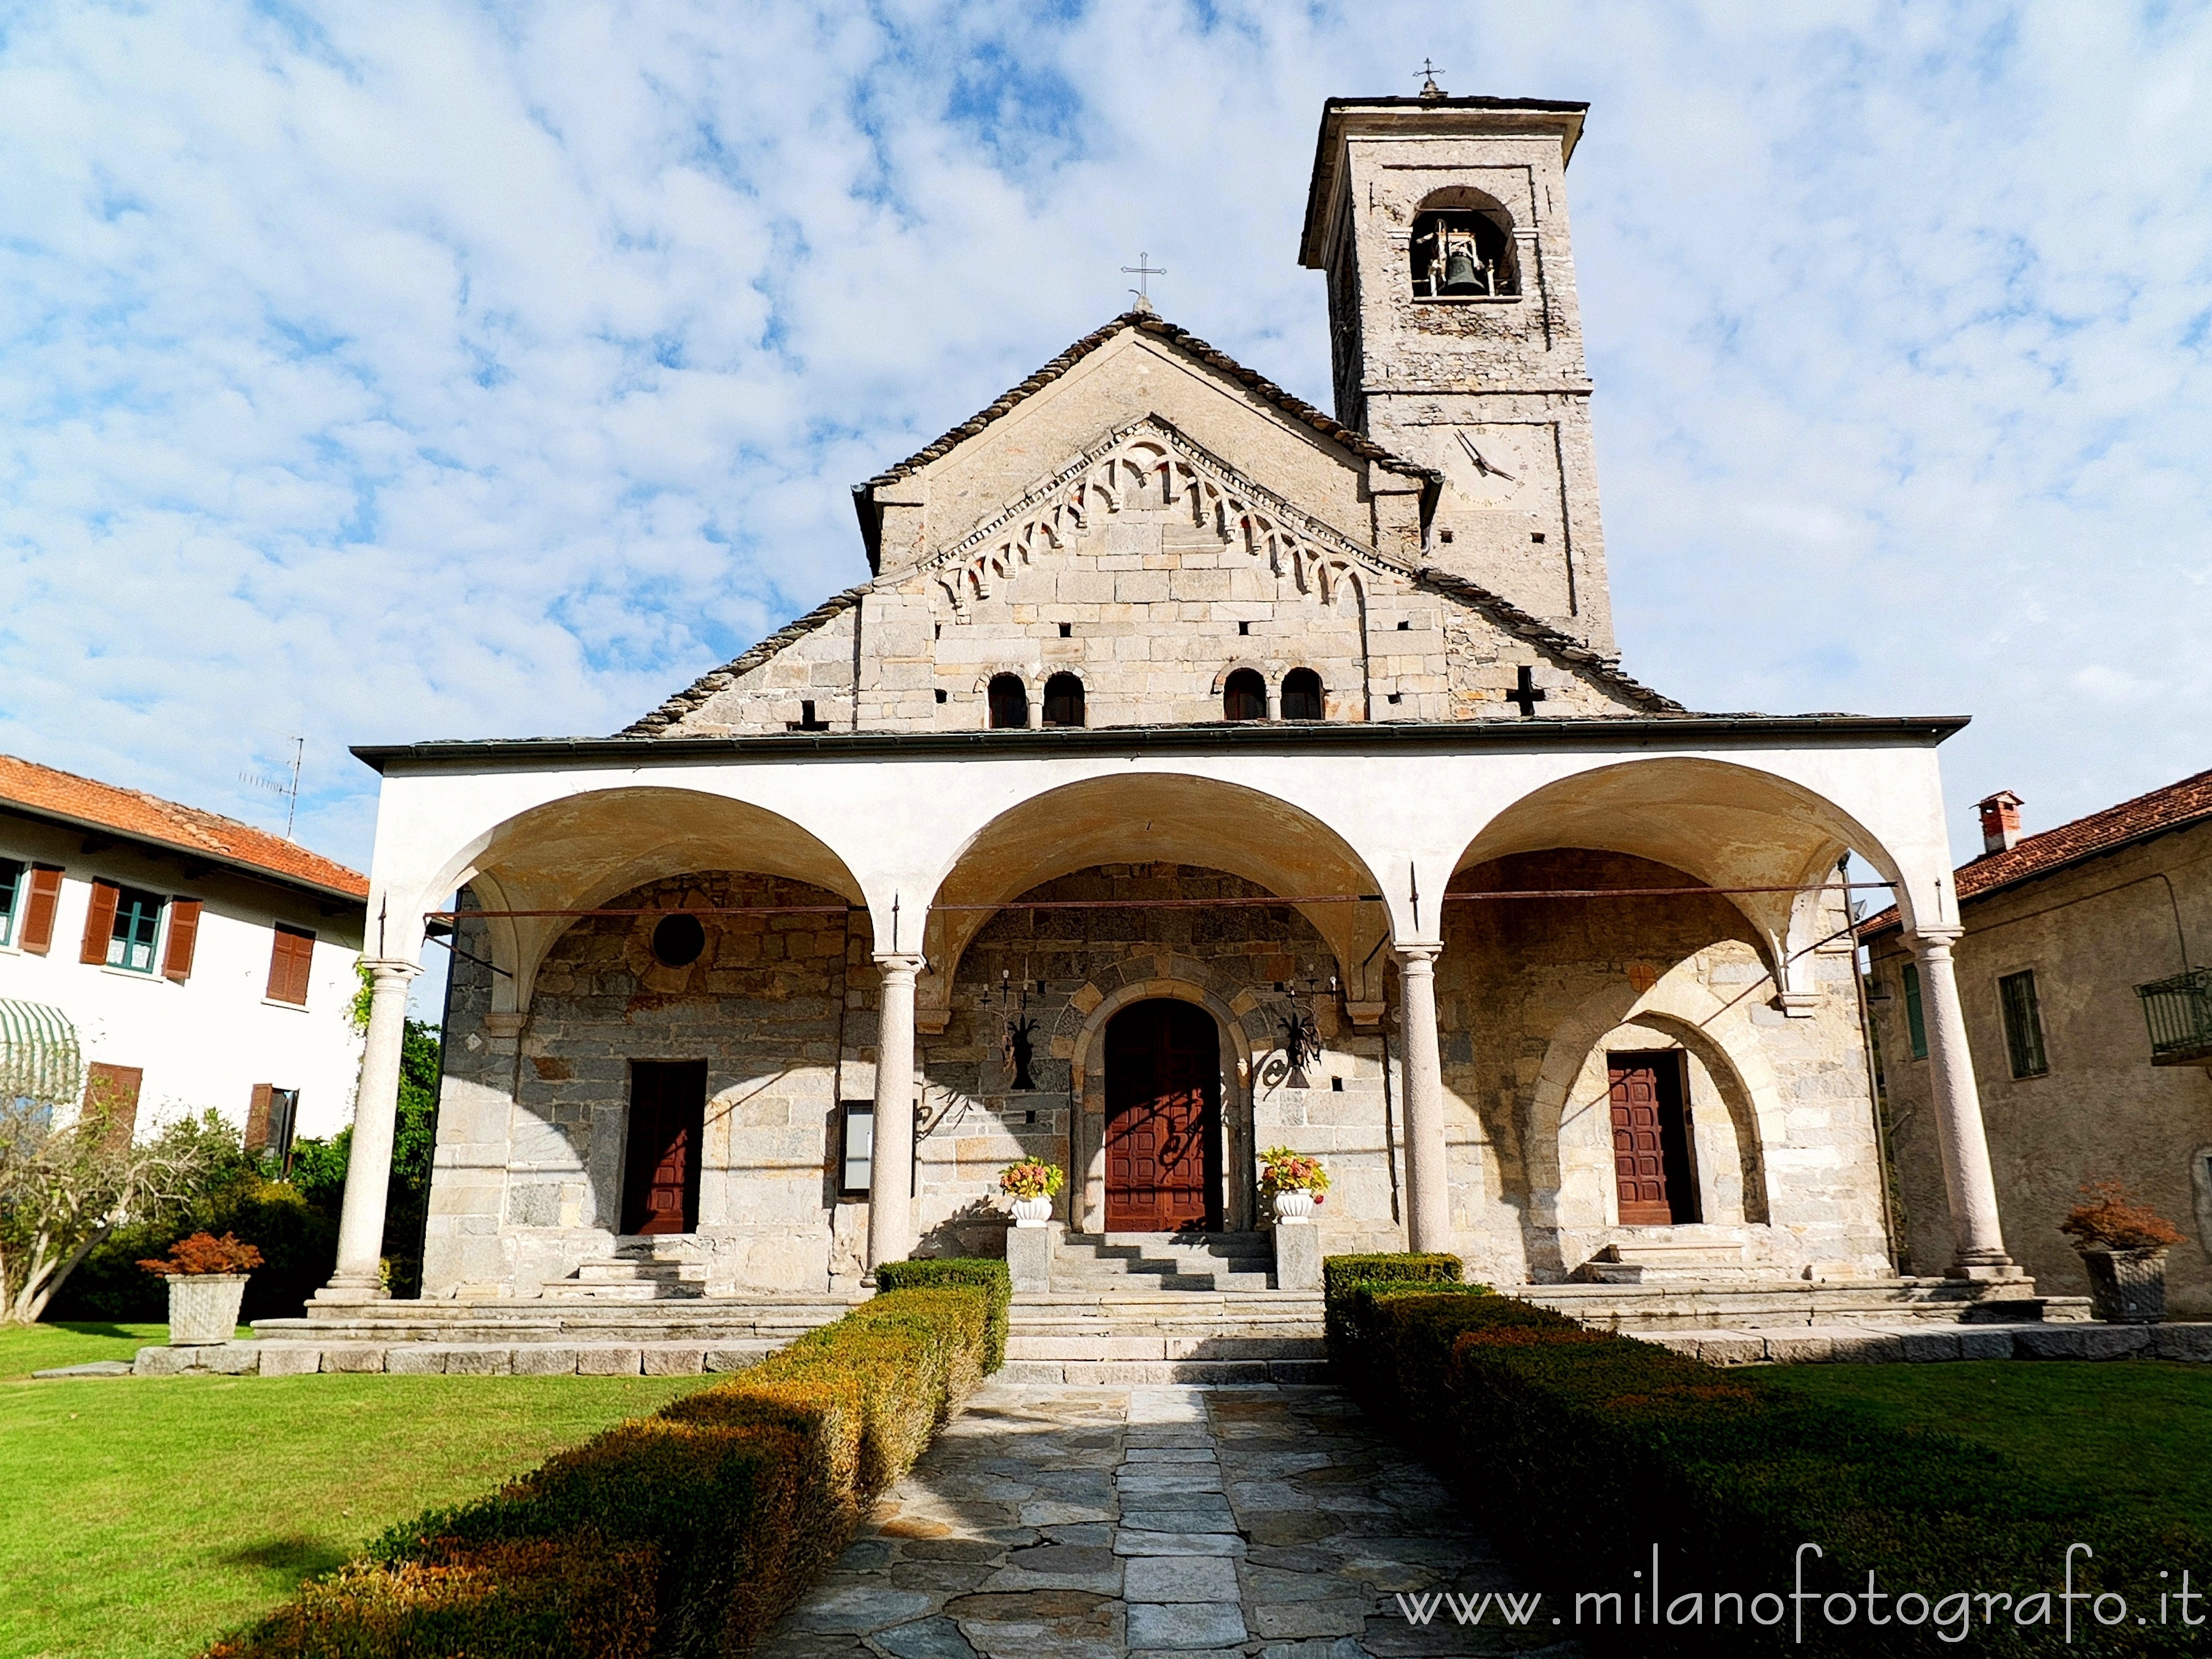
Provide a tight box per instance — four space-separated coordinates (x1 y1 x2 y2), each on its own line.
920 772 1394 1019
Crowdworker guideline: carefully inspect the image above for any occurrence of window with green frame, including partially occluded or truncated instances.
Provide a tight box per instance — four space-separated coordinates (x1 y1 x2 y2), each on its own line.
108 887 164 974
1901 962 1928 1059
1999 969 2049 1079
0 859 20 949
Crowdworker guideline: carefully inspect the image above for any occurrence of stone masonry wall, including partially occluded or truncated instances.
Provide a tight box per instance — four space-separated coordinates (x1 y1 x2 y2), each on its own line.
1434 850 1890 1287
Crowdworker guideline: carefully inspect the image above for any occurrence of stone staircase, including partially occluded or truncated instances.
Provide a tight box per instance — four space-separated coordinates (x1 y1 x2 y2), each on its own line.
539 1240 710 1302
1522 1276 2094 1332
1002 1230 1325 1385
208 1294 862 1378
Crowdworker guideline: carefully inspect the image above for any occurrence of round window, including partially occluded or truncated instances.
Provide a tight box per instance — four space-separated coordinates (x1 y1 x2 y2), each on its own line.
650 912 706 968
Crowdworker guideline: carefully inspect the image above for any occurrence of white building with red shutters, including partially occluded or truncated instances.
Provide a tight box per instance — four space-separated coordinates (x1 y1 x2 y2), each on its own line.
0 754 368 1151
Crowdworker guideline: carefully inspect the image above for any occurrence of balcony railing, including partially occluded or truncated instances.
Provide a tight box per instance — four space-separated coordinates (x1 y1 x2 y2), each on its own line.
2136 967 2212 1066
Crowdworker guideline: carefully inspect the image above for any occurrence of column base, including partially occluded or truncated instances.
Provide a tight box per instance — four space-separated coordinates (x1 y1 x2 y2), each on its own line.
1946 1253 2028 1283
311 1277 391 1307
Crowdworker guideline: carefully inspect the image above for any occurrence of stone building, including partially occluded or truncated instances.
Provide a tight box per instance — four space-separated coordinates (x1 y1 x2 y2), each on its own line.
1864 774 2212 1316
314 91 2025 1309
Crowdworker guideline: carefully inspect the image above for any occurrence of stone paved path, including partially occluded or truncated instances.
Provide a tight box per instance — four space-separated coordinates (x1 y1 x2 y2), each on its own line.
761 1382 1579 1658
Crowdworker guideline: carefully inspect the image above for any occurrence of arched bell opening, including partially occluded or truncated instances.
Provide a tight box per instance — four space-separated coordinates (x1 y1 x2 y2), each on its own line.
1410 188 1519 298
1223 668 1267 722
988 673 1030 730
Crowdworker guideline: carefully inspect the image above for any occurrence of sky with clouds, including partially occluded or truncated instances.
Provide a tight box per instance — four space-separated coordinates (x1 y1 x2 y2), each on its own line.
4 0 2209 898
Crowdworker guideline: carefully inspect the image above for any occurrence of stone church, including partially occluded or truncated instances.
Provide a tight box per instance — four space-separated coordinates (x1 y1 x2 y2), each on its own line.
315 92 2025 1311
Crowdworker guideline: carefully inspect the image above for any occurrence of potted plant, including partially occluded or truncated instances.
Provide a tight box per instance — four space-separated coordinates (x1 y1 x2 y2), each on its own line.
140 1232 264 1345
1259 1146 1329 1223
2058 1181 2184 1325
998 1161 1064 1227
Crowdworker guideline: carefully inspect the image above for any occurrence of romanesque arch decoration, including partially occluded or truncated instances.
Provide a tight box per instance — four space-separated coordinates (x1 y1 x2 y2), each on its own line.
925 418 1384 618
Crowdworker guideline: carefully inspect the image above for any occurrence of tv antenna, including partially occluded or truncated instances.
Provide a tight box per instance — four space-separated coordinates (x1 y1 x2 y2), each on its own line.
241 737 305 838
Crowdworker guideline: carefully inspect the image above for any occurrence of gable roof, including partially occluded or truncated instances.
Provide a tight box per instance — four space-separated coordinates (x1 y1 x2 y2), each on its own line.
0 753 369 904
621 584 869 738
1859 766 2212 938
850 309 1442 571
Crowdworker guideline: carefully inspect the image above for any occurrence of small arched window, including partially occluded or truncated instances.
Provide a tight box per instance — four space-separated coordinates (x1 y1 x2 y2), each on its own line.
1042 672 1085 728
1281 668 1324 722
1223 668 1267 722
988 674 1029 730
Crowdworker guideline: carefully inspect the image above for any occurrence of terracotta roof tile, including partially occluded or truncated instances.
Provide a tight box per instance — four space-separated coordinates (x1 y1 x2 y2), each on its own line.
0 753 369 902
1859 767 2212 937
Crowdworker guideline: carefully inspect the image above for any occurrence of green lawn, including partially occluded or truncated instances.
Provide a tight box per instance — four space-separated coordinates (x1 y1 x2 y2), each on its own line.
0 1323 716 1659
1762 1359 2212 1534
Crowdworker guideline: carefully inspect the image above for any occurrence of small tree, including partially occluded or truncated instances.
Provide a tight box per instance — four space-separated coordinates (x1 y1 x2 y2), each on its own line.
0 1097 215 1325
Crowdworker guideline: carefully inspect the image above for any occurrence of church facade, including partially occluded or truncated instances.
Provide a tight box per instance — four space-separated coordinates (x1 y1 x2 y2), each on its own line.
318 94 2023 1306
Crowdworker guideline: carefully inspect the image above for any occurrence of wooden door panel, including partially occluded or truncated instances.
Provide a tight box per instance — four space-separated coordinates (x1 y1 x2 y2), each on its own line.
1608 1052 1693 1226
1104 1001 1219 1232
622 1061 706 1235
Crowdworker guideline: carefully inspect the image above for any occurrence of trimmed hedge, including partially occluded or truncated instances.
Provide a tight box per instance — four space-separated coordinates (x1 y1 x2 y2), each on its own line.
871 1257 1010 1372
1320 1251 1467 1370
1333 1280 2212 1656
207 1285 998 1658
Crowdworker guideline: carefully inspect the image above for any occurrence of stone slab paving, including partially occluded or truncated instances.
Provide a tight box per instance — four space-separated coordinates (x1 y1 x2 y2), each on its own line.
760 1381 1578 1658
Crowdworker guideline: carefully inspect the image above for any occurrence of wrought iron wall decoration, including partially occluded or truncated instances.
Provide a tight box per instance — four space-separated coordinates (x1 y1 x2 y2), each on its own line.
984 968 1045 1092
1272 975 1336 1090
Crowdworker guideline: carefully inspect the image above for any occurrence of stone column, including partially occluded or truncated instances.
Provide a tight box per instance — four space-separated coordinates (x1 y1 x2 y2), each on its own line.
316 958 423 1304
867 953 926 1270
1395 944 1451 1255
1910 929 2018 1279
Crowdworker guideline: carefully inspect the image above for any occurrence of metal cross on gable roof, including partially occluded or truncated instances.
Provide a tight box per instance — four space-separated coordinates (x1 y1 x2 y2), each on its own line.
1122 251 1165 312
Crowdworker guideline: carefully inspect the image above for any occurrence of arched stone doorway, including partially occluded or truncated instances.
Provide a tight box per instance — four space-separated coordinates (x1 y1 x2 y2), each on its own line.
1103 999 1224 1232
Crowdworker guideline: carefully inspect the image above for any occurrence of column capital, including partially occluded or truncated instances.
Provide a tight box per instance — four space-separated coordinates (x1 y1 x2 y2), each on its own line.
1392 940 1444 967
872 951 927 979
1908 928 1964 958
363 957 425 983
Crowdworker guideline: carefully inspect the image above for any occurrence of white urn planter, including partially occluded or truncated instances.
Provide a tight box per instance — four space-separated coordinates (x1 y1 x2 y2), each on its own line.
166 1274 250 1346
1010 1195 1054 1228
1273 1190 1316 1224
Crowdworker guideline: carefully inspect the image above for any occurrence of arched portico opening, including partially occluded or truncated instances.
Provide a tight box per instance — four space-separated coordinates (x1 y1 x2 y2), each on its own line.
916 772 1393 1032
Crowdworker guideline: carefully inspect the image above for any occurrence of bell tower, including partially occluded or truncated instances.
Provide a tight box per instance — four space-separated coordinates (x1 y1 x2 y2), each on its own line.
1300 91 1614 653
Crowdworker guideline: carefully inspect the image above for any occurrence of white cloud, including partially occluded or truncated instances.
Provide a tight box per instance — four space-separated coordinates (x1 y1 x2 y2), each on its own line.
0 0 2206 917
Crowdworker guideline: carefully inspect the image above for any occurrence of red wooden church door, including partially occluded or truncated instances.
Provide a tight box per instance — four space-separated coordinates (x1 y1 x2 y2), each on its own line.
622 1060 706 1235
1608 1051 1697 1226
1104 1000 1220 1232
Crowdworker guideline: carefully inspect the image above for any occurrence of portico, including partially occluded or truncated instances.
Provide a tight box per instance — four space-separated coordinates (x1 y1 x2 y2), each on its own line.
318 716 2016 1306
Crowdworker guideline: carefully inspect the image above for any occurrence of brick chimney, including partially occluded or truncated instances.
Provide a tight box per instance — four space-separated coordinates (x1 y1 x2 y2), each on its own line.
1976 790 2024 856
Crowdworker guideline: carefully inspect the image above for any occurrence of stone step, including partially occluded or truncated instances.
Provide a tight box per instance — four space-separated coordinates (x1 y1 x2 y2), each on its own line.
137 1338 781 1378
1006 1333 1323 1362
254 1298 857 1348
1522 1279 2097 1330
571 1260 709 1283
1047 1269 1275 1293
537 1281 709 1302
996 1356 1329 1386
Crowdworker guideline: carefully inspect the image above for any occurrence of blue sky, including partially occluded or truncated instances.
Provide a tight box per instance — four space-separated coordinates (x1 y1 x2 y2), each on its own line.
3 0 2209 891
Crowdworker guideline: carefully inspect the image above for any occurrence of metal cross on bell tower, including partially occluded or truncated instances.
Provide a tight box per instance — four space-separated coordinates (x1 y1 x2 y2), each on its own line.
1415 58 1446 99
1122 251 1166 314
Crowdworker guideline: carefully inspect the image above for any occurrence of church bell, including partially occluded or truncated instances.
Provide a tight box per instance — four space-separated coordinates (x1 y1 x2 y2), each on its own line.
1442 247 1481 294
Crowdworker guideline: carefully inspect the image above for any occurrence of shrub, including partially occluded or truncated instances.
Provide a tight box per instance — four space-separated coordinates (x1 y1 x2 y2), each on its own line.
53 1178 338 1323
1319 1251 1467 1369
208 1285 999 1658
1334 1290 2212 1656
871 1257 1011 1372
2059 1180 2186 1250
139 1231 264 1275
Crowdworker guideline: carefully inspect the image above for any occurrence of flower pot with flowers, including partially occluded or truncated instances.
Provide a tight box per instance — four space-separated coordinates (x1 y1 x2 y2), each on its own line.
140 1232 264 1345
998 1161 1065 1227
2059 1182 2185 1325
1259 1147 1329 1223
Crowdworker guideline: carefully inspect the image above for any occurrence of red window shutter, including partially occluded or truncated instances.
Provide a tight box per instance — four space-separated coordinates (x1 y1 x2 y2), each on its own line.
162 899 203 983
20 866 62 954
267 925 315 1004
85 1062 144 1150
245 1084 273 1153
80 881 120 965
